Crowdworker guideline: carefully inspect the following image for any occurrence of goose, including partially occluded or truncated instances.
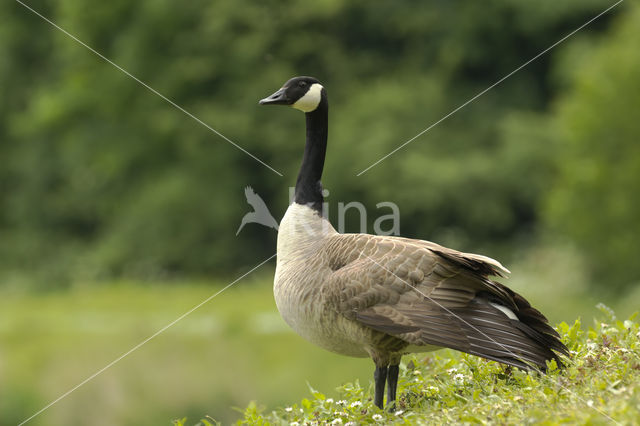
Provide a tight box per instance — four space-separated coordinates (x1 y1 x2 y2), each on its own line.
259 76 568 410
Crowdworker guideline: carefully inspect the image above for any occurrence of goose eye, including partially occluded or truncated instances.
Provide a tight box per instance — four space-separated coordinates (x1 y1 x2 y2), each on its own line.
298 81 307 87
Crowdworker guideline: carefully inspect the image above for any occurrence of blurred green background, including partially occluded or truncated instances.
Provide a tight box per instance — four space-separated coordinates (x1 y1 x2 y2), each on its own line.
1 0 639 424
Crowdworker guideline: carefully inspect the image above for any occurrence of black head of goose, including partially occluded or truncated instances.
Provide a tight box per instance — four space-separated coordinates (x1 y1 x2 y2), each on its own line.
260 76 568 410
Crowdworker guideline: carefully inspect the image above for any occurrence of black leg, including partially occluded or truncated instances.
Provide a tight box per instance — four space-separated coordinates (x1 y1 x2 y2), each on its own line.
386 364 399 410
373 365 388 409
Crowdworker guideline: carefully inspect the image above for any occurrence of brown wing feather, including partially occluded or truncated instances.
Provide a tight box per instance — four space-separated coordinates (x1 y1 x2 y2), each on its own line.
324 233 568 370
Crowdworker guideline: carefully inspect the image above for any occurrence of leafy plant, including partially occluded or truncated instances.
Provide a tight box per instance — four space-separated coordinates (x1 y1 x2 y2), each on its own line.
229 310 639 424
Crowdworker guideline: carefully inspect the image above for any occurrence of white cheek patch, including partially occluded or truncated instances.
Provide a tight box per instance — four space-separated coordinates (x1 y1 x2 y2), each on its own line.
293 83 323 112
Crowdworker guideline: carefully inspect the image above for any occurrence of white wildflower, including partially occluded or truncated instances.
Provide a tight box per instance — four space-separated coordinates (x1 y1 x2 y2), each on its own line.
446 368 458 374
453 373 466 384
412 370 421 375
395 410 404 416
337 400 347 406
285 407 293 412
331 419 343 425
345 422 356 426
350 401 362 408
290 422 300 426
427 386 439 393
372 414 383 421
587 400 594 407
326 398 334 403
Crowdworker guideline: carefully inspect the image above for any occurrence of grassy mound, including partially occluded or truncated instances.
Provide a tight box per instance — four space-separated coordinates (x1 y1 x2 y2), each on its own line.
178 306 639 425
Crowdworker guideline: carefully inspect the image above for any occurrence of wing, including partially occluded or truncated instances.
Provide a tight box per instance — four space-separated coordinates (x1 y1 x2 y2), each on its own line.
322 233 568 370
245 186 271 212
244 186 257 204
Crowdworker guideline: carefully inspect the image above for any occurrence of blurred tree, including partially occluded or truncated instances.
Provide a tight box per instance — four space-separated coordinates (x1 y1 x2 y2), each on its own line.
0 0 622 287
544 2 640 290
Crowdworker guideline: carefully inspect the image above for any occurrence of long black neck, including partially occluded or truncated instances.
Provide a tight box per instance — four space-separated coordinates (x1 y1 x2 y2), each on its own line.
294 93 328 213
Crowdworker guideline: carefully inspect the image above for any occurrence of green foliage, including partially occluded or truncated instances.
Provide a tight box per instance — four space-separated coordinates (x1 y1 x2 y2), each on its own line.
0 273 637 425
1 0 629 288
172 415 219 426
544 2 640 290
0 280 375 425
234 311 640 424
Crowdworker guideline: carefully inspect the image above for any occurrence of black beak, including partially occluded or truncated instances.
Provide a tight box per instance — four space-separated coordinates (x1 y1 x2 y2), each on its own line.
259 87 289 105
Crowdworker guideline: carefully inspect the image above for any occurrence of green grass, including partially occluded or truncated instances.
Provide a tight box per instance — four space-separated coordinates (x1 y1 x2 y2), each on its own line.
0 275 374 425
1 245 638 425
225 309 640 425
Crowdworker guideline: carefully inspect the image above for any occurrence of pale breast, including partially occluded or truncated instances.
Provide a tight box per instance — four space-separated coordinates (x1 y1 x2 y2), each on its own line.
274 253 372 358
274 203 373 357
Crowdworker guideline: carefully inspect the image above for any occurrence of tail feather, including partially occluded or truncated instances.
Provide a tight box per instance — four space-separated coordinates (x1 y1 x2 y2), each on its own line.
449 295 568 370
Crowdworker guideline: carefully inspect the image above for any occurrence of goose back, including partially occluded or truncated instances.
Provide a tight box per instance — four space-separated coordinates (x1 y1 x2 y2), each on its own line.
275 221 567 370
